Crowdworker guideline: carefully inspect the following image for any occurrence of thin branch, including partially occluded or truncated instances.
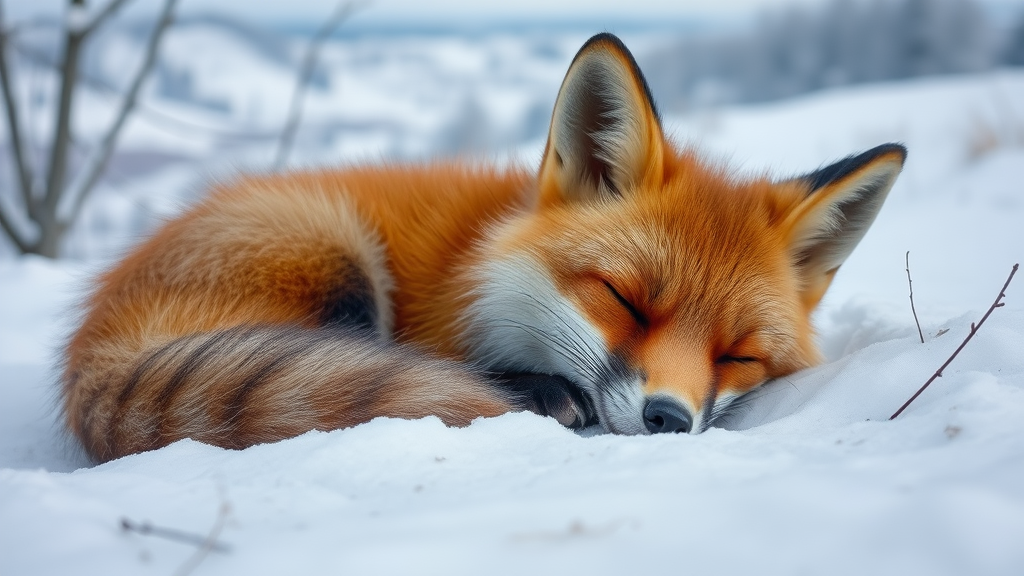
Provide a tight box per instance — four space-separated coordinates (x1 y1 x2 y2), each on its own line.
171 501 231 576
890 263 1019 420
59 0 178 225
81 0 132 37
121 493 231 576
41 2 87 225
0 2 37 226
121 514 231 553
0 195 30 252
906 251 925 343
274 0 367 169
5 16 55 38
9 39 280 141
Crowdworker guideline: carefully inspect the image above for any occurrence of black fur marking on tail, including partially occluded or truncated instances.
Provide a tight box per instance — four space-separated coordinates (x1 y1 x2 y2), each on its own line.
156 329 236 414
320 258 378 332
222 348 300 434
114 337 189 422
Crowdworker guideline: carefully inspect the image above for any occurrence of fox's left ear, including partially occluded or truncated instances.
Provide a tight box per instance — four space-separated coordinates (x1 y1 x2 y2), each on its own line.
784 143 907 308
538 33 666 205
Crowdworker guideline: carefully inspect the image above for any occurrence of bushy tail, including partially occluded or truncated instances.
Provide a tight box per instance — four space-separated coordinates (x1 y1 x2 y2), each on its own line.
63 326 513 462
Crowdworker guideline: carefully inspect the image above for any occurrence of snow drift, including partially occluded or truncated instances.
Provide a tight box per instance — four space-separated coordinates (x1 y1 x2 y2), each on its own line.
1 36 1023 575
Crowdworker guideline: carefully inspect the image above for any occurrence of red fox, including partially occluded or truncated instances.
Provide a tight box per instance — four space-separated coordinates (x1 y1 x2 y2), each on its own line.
63 33 905 462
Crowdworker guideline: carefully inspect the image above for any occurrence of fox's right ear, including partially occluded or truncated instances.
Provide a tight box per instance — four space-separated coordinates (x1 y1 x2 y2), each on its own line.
538 33 666 206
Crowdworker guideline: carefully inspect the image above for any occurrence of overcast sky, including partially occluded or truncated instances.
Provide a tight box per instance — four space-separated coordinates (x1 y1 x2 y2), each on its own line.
6 0 1024 29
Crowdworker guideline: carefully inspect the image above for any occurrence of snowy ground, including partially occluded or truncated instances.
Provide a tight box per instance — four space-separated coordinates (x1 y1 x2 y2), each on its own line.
2 33 1024 575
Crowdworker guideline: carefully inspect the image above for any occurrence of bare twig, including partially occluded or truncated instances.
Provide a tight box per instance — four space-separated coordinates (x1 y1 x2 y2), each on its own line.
42 0 88 229
60 0 178 225
81 0 131 37
0 7 35 254
0 195 30 252
9 39 278 141
0 1 37 234
906 251 925 343
120 514 231 553
171 501 232 576
1 0 175 256
890 263 1019 420
275 0 367 168
122 490 231 576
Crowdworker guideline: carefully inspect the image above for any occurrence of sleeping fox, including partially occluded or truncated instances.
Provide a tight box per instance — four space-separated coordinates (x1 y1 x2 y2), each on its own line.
63 33 905 462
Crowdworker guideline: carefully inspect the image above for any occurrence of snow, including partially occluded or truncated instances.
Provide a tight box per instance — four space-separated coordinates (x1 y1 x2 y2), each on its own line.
2 32 1024 576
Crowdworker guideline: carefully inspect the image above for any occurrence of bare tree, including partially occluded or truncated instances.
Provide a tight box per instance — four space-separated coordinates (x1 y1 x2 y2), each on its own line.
0 0 178 257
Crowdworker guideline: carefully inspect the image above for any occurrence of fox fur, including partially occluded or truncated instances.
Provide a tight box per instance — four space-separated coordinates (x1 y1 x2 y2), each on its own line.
63 33 906 462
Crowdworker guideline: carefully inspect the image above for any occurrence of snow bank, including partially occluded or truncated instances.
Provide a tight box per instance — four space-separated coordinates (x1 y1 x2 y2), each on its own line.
3 308 1024 575
2 51 1023 576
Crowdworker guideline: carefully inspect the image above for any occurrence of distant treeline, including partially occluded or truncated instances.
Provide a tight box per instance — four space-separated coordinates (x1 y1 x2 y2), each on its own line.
644 0 1024 110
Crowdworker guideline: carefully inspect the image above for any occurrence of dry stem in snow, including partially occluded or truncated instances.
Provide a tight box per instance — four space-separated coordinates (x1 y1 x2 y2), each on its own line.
890 262 1019 420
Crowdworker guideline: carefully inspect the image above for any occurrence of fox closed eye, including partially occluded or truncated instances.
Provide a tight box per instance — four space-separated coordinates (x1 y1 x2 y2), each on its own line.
716 355 759 364
602 280 648 329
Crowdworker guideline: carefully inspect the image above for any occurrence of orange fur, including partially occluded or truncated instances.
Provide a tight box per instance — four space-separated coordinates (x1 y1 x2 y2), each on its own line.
62 33 904 461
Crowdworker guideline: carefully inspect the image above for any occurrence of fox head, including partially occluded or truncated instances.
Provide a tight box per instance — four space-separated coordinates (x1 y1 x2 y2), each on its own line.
462 33 906 434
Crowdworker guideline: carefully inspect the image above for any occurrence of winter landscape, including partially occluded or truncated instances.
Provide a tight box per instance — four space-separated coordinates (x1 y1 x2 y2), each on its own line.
2 1 1024 575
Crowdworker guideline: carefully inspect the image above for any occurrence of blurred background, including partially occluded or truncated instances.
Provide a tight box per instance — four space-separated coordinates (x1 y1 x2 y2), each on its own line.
1 0 1023 259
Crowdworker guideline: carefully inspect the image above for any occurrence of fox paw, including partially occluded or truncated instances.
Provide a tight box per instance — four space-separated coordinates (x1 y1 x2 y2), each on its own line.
494 372 597 429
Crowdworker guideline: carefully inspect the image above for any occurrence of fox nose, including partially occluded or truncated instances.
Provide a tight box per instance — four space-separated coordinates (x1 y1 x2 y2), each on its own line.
643 397 692 434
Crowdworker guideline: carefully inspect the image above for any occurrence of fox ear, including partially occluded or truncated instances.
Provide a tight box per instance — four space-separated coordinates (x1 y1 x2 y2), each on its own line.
784 143 907 308
538 33 665 205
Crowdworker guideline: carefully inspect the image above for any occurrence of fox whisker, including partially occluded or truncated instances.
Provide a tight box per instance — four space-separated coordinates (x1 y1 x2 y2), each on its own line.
489 319 604 383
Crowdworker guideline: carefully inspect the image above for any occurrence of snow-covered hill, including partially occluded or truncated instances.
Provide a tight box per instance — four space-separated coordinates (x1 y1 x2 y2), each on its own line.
2 40 1024 576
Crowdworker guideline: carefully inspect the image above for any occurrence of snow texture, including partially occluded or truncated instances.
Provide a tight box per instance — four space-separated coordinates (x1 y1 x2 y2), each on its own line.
2 32 1024 576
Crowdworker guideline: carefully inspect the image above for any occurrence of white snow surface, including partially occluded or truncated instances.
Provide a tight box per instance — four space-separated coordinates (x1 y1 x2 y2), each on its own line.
3 47 1024 575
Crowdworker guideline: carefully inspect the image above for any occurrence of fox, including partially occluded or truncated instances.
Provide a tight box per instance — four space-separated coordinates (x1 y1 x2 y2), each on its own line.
62 33 905 463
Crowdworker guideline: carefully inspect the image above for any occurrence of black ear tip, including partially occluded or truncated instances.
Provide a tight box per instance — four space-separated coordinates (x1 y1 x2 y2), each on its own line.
580 32 628 53
567 32 660 120
802 142 908 192
871 142 908 165
571 33 634 67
